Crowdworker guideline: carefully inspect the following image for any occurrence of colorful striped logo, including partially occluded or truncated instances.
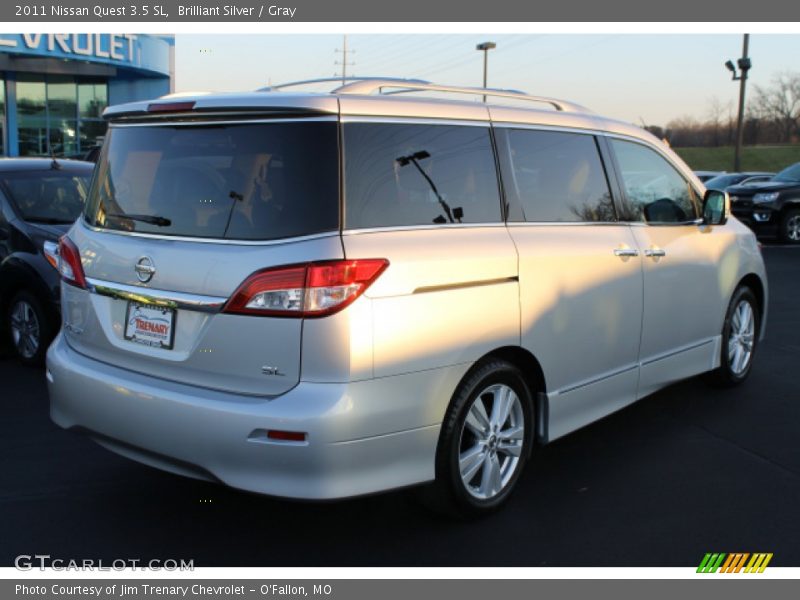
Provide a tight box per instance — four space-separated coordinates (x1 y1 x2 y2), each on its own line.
697 553 773 573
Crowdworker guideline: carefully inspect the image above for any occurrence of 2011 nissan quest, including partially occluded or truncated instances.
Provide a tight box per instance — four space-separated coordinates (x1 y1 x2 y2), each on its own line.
47 78 768 516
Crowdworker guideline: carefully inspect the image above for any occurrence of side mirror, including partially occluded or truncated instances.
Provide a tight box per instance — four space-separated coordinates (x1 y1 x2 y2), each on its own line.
702 189 729 226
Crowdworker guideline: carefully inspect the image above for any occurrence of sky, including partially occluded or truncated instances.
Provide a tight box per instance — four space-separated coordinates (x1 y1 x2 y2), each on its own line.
175 34 800 127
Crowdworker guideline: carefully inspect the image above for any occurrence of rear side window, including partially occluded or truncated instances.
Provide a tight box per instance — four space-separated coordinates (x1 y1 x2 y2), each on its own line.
343 123 501 229
85 121 338 240
496 128 615 223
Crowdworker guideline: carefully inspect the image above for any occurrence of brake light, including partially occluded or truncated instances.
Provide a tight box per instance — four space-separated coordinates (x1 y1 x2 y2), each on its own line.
147 101 195 113
57 236 87 289
223 259 389 318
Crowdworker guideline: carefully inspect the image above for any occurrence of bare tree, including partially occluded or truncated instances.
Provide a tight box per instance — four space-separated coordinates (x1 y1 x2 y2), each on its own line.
706 97 735 146
707 97 724 147
751 72 800 143
666 115 703 146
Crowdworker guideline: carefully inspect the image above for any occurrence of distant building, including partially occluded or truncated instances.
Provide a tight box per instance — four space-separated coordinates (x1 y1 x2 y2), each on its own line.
0 33 174 158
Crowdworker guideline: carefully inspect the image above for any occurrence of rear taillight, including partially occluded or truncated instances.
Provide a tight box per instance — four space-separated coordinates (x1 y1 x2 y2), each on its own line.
223 259 389 318
57 236 87 289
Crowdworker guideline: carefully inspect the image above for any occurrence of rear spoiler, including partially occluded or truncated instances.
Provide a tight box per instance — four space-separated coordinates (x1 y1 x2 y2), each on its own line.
103 93 339 122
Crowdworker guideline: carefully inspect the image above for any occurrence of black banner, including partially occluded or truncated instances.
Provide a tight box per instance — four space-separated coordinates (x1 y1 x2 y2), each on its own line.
3 0 798 22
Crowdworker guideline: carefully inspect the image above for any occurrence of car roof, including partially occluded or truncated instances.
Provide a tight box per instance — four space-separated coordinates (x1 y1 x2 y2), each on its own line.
101 78 645 138
0 157 94 173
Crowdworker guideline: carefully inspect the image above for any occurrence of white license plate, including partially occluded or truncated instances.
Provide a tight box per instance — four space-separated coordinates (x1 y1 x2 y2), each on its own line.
124 302 176 350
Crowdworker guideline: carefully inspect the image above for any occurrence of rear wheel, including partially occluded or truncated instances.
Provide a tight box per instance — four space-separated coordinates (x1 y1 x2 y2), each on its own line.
7 291 52 366
780 208 800 244
423 359 534 517
708 286 760 386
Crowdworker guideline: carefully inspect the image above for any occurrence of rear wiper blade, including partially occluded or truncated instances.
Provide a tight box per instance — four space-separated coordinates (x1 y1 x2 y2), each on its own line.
107 213 172 227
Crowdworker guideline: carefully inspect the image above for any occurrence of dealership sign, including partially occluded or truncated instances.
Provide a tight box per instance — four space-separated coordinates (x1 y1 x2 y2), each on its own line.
0 33 171 76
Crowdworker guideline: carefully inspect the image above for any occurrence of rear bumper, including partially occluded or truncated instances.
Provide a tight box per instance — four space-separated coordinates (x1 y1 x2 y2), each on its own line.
47 333 455 499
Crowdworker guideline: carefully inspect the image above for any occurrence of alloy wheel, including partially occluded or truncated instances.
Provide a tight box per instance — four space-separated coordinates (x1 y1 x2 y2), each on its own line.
786 214 800 241
728 299 755 376
10 300 41 360
458 383 525 500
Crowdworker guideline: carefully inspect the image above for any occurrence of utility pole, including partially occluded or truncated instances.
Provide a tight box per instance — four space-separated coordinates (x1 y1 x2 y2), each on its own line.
476 41 496 103
725 34 751 172
335 35 355 84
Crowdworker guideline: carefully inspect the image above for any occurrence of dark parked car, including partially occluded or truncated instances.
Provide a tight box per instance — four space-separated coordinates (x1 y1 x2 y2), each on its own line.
703 171 774 191
728 162 800 243
694 170 725 183
0 158 94 364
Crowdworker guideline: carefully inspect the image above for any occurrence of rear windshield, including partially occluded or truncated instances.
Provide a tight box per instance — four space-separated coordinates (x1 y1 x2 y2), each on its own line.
84 121 339 240
3 171 90 225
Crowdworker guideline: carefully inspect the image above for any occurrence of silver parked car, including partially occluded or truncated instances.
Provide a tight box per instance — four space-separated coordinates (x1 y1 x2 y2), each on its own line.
47 78 768 516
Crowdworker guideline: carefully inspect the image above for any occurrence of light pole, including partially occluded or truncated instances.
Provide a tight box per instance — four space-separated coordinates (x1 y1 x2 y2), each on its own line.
476 41 496 102
725 34 751 172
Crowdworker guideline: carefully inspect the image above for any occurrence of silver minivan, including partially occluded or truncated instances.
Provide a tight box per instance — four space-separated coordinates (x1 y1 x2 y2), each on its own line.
47 78 767 516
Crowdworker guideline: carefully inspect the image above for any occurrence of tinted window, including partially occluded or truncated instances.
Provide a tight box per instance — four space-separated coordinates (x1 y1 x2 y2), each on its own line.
85 121 338 240
344 123 501 229
774 163 800 183
704 174 745 189
497 129 615 222
611 139 701 224
3 171 90 224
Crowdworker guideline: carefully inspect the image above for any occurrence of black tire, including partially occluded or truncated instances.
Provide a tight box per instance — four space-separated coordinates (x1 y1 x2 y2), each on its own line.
421 359 534 518
707 286 760 387
780 208 800 244
6 290 53 367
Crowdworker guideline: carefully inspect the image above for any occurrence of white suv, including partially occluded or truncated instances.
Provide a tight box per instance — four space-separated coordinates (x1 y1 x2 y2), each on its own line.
47 78 767 516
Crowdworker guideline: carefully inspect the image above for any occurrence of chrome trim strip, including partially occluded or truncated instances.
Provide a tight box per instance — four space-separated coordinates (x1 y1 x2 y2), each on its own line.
111 116 338 128
341 222 505 235
86 278 227 314
340 115 489 127
626 219 705 227
491 122 604 136
640 338 715 367
557 364 639 395
413 276 518 295
505 221 623 227
79 219 340 246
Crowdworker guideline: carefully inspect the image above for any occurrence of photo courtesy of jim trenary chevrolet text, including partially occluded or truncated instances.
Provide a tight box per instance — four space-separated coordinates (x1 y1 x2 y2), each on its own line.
0 0 799 597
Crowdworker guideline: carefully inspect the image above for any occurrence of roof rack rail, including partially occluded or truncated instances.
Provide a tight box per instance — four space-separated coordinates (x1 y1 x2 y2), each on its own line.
257 76 430 92
333 79 589 113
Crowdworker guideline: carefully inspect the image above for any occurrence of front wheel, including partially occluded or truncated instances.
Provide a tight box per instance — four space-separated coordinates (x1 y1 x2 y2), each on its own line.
423 359 534 517
780 208 800 244
708 286 760 387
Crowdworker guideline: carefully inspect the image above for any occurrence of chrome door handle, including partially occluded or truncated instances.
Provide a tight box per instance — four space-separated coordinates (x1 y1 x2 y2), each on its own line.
613 247 640 257
644 248 666 258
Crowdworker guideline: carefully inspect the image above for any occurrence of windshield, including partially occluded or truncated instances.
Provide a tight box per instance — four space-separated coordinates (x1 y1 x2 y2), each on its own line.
774 163 800 183
3 171 90 224
85 121 339 240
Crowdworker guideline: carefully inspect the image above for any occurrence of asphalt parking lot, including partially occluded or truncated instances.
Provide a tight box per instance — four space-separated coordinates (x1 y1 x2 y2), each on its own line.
1 246 799 568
